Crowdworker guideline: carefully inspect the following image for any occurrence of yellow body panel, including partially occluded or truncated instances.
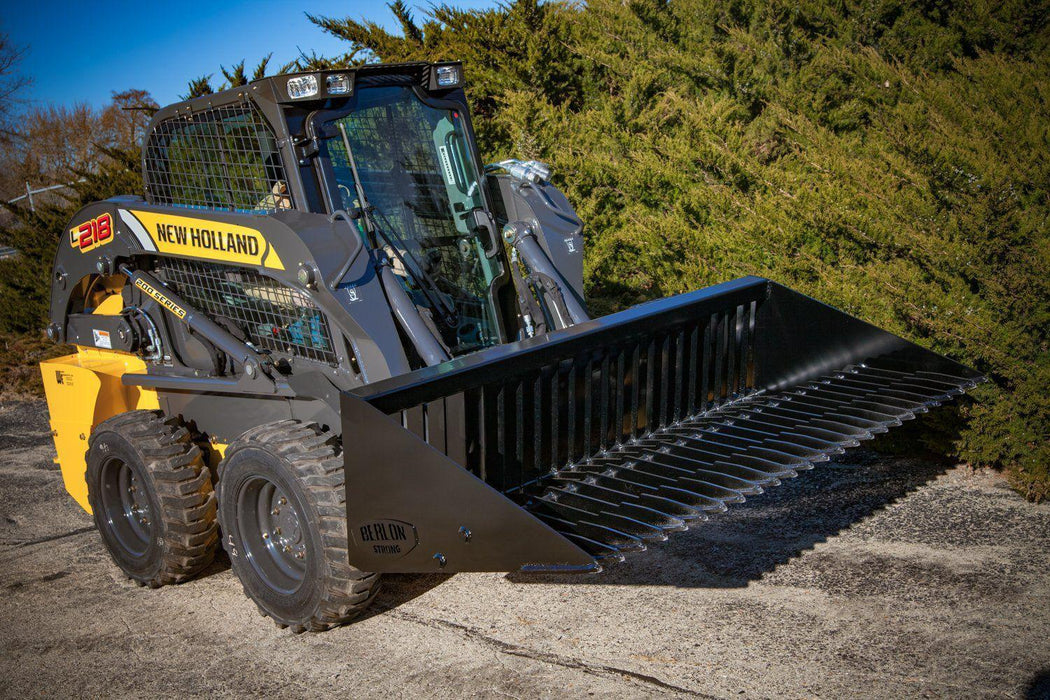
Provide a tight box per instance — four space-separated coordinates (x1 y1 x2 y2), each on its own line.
127 209 286 270
93 292 124 315
40 347 158 513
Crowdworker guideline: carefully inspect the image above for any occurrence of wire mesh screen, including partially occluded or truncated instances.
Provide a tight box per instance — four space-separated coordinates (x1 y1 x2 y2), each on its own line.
331 97 459 245
156 259 337 364
144 100 290 213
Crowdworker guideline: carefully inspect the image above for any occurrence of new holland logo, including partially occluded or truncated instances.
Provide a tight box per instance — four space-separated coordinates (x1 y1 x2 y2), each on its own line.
128 210 285 270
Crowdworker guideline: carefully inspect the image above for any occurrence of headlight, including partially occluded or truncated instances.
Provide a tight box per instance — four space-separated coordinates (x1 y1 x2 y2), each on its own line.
286 75 319 99
326 74 352 95
435 65 460 87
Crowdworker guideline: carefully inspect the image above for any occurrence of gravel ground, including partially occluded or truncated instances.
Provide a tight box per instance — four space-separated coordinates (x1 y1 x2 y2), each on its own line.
1 398 1047 698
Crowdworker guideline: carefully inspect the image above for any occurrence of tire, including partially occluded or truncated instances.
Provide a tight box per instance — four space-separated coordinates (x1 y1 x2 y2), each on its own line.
217 420 380 632
86 410 219 587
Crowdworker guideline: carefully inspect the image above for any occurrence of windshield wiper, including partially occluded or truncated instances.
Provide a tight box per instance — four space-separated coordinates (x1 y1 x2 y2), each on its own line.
337 122 459 327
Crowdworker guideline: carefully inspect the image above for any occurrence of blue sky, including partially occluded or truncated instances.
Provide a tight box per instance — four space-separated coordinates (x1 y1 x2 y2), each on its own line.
2 0 498 109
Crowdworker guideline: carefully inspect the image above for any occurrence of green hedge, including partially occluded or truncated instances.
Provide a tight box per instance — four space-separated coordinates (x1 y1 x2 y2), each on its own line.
2 0 1046 499
312 0 1048 500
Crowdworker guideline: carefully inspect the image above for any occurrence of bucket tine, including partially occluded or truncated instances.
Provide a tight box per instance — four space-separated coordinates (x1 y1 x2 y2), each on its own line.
532 511 645 554
846 366 966 396
723 410 871 443
541 486 688 532
799 384 929 414
743 402 888 435
617 444 784 484
533 494 669 541
685 420 856 451
553 475 707 521
671 421 849 453
582 461 746 505
615 453 766 495
640 433 817 468
819 374 952 404
779 391 914 422
914 370 981 389
559 468 728 512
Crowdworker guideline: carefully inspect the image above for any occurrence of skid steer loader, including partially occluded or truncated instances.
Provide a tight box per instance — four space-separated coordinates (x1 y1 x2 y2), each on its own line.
41 62 982 632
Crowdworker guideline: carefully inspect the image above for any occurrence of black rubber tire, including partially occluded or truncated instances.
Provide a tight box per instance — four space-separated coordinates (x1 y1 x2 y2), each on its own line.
217 420 380 632
86 410 219 587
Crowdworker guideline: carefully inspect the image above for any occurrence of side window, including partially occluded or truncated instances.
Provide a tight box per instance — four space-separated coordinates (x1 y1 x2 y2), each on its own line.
144 102 290 213
156 259 336 365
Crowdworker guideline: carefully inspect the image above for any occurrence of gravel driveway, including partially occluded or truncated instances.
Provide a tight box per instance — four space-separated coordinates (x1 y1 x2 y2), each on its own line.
1 399 1047 698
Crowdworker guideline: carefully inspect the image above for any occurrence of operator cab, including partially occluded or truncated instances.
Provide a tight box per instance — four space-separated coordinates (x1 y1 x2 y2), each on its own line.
274 64 507 358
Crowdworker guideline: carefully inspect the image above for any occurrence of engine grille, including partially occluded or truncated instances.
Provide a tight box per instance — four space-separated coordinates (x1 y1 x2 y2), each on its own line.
156 259 337 364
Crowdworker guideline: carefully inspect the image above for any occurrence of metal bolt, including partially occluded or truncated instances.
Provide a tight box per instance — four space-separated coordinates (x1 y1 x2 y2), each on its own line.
262 533 269 539
273 527 281 536
433 553 447 568
295 551 304 559
278 497 286 505
459 526 472 543
271 508 280 516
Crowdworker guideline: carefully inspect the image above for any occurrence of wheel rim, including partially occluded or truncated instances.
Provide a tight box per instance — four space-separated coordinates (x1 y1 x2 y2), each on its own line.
236 476 307 595
99 456 152 557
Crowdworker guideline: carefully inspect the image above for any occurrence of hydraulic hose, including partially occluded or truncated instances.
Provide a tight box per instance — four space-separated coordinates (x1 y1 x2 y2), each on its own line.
504 223 589 328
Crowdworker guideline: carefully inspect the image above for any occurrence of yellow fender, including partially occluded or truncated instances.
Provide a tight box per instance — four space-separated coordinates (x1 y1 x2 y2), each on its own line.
39 294 158 513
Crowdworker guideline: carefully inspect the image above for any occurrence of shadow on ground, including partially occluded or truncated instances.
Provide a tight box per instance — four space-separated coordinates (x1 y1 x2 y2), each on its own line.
1026 669 1050 700
507 445 950 588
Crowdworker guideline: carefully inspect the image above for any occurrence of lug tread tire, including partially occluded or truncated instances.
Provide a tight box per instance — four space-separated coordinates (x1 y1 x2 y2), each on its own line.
88 410 219 587
218 420 379 633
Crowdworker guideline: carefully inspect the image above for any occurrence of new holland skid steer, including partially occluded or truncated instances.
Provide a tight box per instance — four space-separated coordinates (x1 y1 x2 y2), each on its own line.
41 62 982 632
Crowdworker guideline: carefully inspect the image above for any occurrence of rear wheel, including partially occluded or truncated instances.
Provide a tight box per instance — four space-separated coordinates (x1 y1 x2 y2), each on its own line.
86 410 218 587
217 420 379 632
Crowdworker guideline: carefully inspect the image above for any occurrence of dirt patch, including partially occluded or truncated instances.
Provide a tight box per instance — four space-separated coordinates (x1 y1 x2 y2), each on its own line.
0 399 1047 698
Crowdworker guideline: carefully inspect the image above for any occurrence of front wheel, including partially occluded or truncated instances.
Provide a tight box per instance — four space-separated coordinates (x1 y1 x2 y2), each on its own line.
217 420 379 632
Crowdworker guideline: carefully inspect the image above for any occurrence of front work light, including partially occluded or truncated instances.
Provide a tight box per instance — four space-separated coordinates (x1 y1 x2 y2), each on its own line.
326 74 352 95
287 75 319 99
435 65 460 87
